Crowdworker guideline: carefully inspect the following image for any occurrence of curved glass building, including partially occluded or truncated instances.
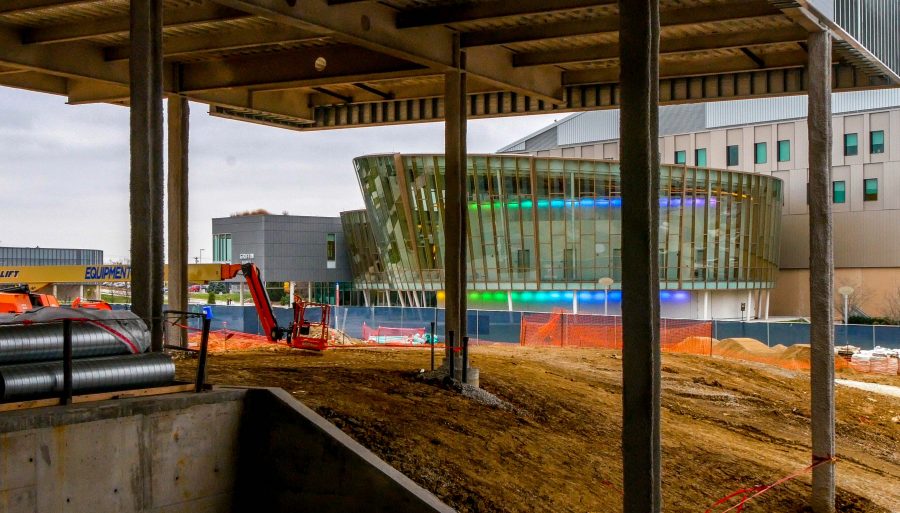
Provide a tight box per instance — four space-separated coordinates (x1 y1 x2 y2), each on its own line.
343 154 782 318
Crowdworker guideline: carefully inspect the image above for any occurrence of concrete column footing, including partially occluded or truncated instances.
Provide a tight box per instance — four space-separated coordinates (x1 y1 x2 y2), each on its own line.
438 358 480 388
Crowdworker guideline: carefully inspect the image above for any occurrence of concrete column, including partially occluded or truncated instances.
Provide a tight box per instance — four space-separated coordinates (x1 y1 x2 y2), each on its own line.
363 290 370 307
239 282 244 305
79 284 85 299
166 96 189 347
702 290 711 320
807 29 835 513
619 1 662 511
444 34 467 365
763 290 770 320
507 291 513 312
572 292 578 314
130 0 164 351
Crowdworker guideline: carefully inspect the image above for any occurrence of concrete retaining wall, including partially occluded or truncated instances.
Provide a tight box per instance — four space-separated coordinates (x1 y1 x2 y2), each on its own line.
233 388 454 513
0 388 454 513
0 390 245 513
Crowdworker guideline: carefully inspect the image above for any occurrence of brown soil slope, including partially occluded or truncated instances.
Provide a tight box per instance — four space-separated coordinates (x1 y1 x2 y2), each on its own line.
177 346 900 513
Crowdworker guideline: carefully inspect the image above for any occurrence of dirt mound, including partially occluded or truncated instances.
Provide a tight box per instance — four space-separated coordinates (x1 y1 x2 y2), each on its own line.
665 336 718 354
715 337 773 355
778 344 811 361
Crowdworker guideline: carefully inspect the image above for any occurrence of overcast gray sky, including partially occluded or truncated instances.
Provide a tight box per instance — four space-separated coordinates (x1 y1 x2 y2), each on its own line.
0 87 557 263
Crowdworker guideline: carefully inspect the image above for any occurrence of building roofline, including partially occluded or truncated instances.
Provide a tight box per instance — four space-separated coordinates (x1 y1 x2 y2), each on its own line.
496 112 582 153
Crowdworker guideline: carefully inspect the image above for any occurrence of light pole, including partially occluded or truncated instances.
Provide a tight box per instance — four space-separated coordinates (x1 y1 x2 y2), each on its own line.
598 277 614 316
838 286 854 325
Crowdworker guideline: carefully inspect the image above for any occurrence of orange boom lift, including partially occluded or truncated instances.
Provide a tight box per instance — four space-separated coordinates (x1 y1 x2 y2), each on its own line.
220 263 287 342
219 263 331 350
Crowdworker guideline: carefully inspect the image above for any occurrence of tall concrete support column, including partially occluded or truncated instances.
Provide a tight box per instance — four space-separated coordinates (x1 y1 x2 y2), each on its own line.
619 1 662 511
130 0 164 351
167 96 189 347
444 34 467 369
807 29 835 513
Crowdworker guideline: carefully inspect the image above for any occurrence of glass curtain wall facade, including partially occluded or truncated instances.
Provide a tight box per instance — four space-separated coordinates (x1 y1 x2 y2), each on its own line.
340 209 389 291
350 154 782 295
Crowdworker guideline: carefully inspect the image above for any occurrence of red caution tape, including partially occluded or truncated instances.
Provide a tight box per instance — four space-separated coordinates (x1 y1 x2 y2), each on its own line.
706 456 837 513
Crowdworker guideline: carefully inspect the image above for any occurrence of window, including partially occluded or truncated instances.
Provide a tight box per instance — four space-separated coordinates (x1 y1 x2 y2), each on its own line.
871 130 885 154
844 133 858 156
516 249 531 273
777 140 791 162
726 145 739 166
326 233 336 268
864 178 878 201
674 150 686 165
754 142 767 164
832 181 846 204
212 233 231 262
694 148 707 167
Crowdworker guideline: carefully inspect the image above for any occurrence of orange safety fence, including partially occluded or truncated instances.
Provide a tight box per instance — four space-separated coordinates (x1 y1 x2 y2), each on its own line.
185 328 273 353
520 312 899 375
520 311 713 350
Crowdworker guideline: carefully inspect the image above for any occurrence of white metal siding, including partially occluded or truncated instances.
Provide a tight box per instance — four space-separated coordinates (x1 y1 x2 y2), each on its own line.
557 110 620 146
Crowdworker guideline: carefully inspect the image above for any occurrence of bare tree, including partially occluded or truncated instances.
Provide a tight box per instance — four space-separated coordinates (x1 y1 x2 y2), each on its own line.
882 285 900 322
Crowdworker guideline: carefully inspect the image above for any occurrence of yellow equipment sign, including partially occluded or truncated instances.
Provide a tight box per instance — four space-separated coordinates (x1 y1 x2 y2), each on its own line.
0 264 226 287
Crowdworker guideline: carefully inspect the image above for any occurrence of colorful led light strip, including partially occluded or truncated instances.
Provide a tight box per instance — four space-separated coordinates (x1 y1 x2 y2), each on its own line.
469 197 716 210
466 290 689 302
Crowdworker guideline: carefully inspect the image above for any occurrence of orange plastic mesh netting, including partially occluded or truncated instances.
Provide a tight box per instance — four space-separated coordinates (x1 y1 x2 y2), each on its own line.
520 312 713 351
185 329 273 353
519 313 897 374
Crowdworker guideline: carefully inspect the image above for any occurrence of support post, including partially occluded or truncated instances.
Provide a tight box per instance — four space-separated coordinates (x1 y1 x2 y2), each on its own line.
130 0 164 351
195 315 211 393
807 29 835 513
444 34 468 374
167 96 189 347
619 1 662 511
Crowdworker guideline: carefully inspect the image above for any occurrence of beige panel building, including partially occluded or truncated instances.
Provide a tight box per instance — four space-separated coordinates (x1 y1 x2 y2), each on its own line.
501 90 900 319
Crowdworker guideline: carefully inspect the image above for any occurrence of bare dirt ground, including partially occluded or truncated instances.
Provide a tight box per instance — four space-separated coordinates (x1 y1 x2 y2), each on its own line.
176 345 900 513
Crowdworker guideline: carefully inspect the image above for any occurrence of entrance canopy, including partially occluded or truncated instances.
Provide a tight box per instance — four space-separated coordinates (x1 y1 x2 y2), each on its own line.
0 0 897 130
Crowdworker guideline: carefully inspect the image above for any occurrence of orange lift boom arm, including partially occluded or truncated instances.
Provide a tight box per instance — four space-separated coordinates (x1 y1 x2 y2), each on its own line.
220 263 285 342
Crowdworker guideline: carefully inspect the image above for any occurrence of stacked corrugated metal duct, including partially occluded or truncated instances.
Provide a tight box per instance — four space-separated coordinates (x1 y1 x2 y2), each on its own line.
0 308 174 401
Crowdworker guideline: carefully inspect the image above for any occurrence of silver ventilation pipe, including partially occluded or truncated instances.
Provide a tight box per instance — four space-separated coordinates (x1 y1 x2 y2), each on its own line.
0 353 175 400
0 315 150 364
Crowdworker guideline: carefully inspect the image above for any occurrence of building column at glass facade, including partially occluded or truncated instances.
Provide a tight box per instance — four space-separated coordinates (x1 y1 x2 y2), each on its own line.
348 154 782 309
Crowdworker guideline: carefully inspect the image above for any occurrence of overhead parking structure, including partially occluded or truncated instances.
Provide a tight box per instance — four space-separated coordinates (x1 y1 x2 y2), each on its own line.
1 1 898 511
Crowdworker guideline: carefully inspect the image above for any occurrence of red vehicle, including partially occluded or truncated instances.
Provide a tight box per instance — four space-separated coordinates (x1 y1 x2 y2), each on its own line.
0 285 108 314
71 297 113 310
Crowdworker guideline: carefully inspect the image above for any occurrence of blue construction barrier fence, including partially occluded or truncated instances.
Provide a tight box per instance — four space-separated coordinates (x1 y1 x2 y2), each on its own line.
119 304 900 349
